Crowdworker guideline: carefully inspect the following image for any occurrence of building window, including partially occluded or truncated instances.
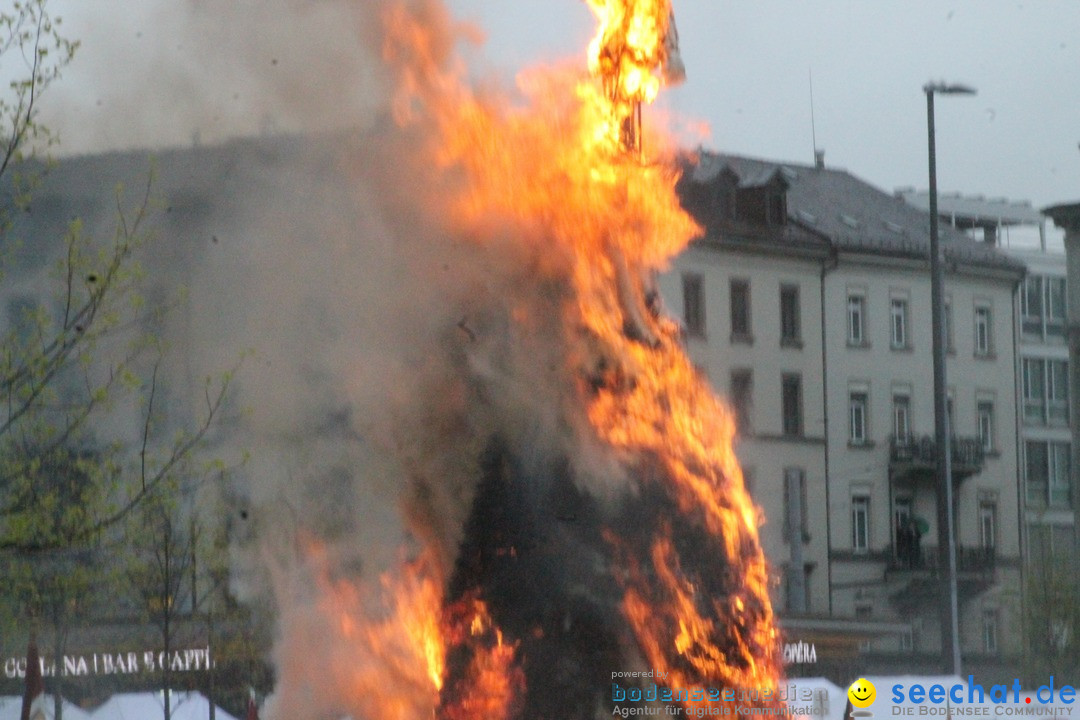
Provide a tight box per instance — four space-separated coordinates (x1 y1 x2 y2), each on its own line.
1023 358 1069 426
730 279 751 341
899 630 915 652
849 392 869 445
1022 276 1045 338
714 184 736 220
767 192 786 226
682 273 705 338
974 305 992 356
1022 275 1067 341
893 394 912 443
783 468 809 543
1026 441 1049 506
1047 277 1067 339
977 401 995 452
1049 359 1069 425
1028 523 1075 564
893 495 916 566
1022 276 1043 337
890 298 908 349
780 284 801 346
781 374 803 437
979 501 997 551
847 294 865 345
730 369 753 434
893 495 912 538
983 610 999 654
1049 442 1071 508
1023 358 1046 424
944 298 954 353
1026 440 1071 508
852 496 870 553
784 565 809 614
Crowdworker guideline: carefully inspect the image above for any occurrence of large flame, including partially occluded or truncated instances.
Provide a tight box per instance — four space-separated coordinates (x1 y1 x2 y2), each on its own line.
295 542 446 720
301 544 522 720
278 0 782 717
381 0 780 706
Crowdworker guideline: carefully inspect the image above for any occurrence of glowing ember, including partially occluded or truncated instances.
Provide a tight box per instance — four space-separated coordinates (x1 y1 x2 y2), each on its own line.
440 595 524 720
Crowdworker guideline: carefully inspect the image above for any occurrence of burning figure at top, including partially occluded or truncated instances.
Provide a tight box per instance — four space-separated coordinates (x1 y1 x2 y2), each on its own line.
584 0 688 351
587 0 686 156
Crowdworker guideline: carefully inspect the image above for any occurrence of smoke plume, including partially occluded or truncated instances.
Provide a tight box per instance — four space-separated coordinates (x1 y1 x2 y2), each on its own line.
37 0 779 717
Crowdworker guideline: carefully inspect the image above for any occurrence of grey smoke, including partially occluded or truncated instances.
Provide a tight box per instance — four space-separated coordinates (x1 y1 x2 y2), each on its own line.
26 2 648 717
42 0 390 154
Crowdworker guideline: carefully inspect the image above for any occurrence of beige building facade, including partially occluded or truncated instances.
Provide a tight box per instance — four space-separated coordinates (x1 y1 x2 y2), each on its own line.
664 152 1026 679
1045 203 1080 553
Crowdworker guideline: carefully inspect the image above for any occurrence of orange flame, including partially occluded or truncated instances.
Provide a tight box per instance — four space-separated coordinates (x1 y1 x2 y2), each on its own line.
301 542 522 720
283 542 445 720
586 0 672 105
622 531 780 705
440 595 524 720
371 0 782 715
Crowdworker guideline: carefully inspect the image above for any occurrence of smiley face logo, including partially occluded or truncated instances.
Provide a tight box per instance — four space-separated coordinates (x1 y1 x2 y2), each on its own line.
848 678 876 708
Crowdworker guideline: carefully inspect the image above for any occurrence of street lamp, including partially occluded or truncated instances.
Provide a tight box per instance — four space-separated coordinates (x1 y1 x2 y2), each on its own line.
925 80 975 676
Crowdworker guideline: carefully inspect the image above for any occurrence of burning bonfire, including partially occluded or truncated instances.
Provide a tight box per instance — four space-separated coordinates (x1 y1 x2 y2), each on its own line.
261 1 782 718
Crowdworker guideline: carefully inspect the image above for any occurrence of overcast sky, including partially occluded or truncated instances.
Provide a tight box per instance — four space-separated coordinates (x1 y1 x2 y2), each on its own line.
40 1 1080 218
450 0 1080 211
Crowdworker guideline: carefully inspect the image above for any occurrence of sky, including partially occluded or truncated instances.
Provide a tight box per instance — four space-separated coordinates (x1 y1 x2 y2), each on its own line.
36 1 1080 219
448 0 1080 212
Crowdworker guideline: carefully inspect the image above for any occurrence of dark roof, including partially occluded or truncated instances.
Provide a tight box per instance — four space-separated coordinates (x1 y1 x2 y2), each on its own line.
1044 201 1080 232
688 151 1025 275
4 137 1027 278
677 159 830 257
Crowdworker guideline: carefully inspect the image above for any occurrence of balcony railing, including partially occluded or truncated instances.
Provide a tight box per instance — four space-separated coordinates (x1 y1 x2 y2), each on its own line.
889 435 985 479
888 544 996 574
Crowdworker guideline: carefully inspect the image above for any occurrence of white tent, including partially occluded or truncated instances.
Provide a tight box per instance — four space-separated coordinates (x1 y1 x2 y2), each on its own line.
88 692 238 720
0 694 93 720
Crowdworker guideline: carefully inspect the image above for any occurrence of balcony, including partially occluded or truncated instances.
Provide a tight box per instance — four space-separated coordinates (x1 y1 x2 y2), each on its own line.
887 544 995 574
887 544 996 609
889 435 985 483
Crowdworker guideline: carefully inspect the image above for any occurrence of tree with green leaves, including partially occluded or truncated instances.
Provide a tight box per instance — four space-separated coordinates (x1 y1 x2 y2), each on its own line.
0 2 235 717
125 485 268 720
1021 548 1080 685
0 0 77 182
126 491 199 720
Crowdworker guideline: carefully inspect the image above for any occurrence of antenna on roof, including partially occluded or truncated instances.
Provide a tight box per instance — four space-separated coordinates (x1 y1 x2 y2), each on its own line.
809 67 824 169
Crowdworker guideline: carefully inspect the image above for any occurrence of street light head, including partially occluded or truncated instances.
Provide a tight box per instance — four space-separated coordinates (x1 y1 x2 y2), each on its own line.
924 81 977 96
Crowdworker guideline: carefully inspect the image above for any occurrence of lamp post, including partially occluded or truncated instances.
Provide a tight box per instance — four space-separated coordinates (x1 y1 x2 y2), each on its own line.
925 80 975 676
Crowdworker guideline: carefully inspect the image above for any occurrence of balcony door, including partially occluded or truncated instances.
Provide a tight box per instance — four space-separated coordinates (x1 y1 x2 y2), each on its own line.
894 496 914 563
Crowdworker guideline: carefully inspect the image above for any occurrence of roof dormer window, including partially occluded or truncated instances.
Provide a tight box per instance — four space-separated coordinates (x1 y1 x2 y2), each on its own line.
768 191 786 226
